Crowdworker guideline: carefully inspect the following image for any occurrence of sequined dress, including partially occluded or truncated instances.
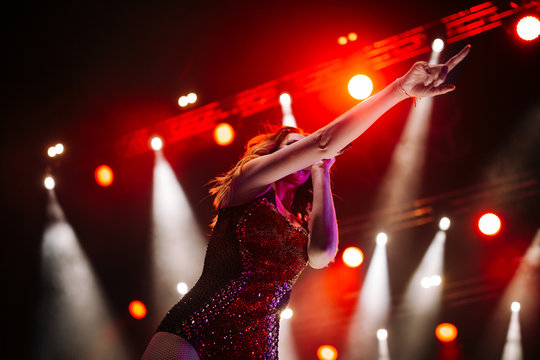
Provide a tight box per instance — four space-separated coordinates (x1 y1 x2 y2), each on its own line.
156 189 309 359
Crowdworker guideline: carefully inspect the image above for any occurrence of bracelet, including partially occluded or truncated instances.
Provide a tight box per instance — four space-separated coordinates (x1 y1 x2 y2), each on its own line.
397 80 416 107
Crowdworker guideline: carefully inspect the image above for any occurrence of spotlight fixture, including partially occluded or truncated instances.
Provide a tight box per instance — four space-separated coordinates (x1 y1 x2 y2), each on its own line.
376 232 388 245
176 282 189 295
377 328 388 341
439 217 451 231
431 38 445 52
150 136 164 151
511 301 521 312
44 176 55 190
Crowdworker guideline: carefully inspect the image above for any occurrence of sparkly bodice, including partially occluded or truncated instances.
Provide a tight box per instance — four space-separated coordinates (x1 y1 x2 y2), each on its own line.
156 190 309 359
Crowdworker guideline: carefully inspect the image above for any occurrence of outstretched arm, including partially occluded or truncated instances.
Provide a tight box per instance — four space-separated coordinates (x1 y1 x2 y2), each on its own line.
223 46 471 207
307 158 338 269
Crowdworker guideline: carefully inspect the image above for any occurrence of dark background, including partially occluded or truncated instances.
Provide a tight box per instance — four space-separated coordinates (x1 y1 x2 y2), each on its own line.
2 0 539 359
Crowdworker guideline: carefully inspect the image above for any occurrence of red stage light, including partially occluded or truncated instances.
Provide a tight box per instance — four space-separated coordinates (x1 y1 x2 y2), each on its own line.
516 15 540 41
213 123 235 146
342 246 364 268
95 165 114 187
478 212 501 236
317 345 338 360
436 323 458 343
129 300 147 319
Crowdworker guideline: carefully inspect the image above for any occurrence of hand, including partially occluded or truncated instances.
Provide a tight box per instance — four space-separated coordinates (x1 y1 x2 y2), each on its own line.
311 157 335 172
398 45 470 98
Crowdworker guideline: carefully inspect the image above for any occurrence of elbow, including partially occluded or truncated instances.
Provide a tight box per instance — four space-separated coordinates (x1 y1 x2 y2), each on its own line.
307 242 338 269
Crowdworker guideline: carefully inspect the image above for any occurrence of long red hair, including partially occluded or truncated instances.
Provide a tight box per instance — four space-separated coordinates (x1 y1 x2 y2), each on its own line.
208 126 313 226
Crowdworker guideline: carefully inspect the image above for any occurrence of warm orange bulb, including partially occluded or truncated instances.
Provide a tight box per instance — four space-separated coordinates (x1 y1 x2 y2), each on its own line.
342 247 364 268
129 300 147 319
95 165 114 187
337 36 348 45
436 323 457 343
213 123 235 146
317 345 338 360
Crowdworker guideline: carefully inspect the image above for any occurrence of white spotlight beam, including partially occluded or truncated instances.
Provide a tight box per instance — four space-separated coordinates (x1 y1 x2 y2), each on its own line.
278 315 300 360
280 93 297 128
375 85 434 214
483 228 540 358
501 310 523 360
397 230 446 360
37 190 130 359
151 152 207 314
345 240 391 359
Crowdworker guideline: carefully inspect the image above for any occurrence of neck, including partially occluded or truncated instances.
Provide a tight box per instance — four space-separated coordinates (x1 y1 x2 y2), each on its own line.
272 181 297 213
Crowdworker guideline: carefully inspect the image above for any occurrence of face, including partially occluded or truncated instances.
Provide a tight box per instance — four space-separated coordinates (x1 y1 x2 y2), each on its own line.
277 133 311 185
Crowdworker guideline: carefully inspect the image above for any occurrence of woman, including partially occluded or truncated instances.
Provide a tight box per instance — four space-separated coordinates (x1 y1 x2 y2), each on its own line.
142 45 470 359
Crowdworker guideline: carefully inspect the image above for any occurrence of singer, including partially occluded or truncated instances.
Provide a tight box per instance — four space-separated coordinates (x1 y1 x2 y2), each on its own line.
142 45 470 360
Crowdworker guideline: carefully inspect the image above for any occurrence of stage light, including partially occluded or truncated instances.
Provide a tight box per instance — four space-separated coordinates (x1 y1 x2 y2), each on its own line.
431 274 442 286
421 276 432 288
94 165 114 187
279 93 292 107
432 38 445 52
128 300 147 319
439 217 450 231
422 274 442 288
348 74 373 100
377 329 388 341
516 15 540 41
55 143 64 155
342 246 364 268
177 282 189 295
150 136 163 151
478 212 501 236
317 345 338 360
338 36 348 45
511 301 521 312
348 32 358 41
187 92 197 104
435 323 457 343
178 95 189 107
376 232 388 245
44 176 55 190
281 308 293 319
213 122 235 146
47 146 57 158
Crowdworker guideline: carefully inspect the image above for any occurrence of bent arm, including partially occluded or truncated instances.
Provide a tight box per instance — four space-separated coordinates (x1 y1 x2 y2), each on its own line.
307 159 338 269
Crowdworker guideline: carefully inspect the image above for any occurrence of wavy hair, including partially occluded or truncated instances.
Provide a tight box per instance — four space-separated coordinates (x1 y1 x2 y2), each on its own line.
209 126 313 226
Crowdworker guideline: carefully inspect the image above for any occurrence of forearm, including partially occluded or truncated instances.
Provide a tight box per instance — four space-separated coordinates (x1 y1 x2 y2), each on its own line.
313 81 407 157
308 168 339 269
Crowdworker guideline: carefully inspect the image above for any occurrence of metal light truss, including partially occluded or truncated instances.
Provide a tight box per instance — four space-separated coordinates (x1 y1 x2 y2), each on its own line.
118 1 539 157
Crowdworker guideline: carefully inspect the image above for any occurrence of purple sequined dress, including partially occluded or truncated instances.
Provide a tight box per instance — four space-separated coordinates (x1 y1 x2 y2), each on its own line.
156 189 309 359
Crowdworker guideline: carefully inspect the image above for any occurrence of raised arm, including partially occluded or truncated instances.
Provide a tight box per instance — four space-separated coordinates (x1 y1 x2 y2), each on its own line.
223 46 470 207
307 158 339 269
